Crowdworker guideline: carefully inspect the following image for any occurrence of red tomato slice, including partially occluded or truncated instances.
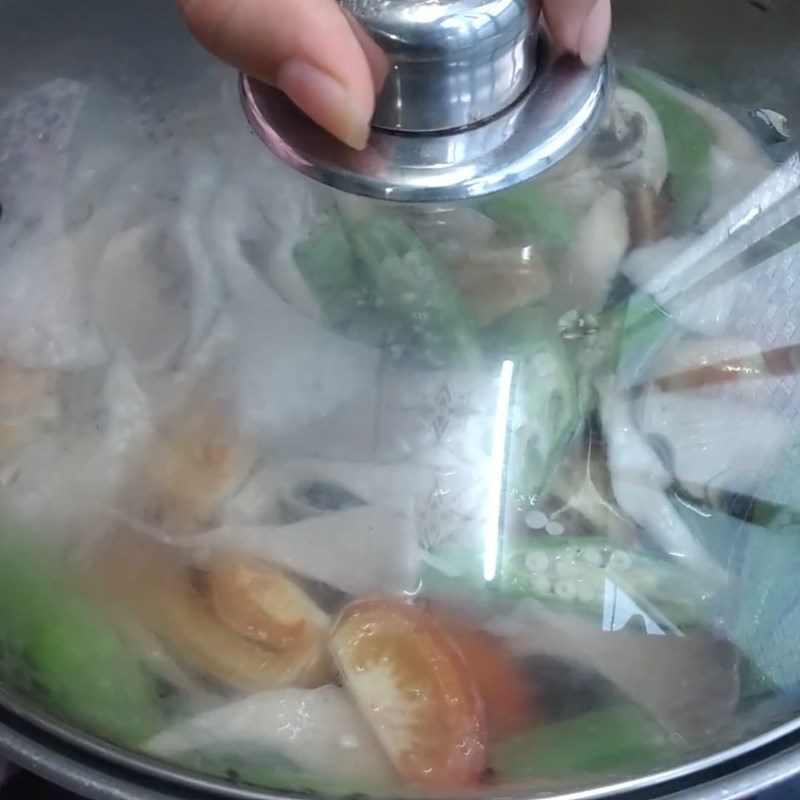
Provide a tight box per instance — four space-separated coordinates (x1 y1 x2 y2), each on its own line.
330 599 487 789
430 606 536 743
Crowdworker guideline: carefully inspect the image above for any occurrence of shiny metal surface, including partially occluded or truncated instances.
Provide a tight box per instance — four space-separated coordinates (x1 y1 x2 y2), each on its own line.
341 0 540 132
242 37 611 202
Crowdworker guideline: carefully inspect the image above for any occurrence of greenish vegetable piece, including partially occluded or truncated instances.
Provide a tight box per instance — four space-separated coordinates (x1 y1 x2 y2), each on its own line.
483 308 580 504
479 184 574 248
178 750 384 797
490 705 669 779
344 212 481 367
623 70 712 230
293 213 367 328
614 290 678 389
425 536 714 628
0 535 163 746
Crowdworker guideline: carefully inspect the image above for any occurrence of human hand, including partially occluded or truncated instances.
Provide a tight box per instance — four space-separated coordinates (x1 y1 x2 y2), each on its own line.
176 0 611 150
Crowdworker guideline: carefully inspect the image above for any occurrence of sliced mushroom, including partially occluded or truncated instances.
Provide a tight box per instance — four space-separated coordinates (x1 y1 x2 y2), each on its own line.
590 87 669 192
560 189 631 313
93 536 333 693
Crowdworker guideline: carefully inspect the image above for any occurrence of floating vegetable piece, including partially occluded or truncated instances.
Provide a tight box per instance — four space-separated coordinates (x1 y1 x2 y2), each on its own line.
292 212 365 328
449 245 553 326
560 188 631 313
330 598 487 789
424 535 714 628
205 554 330 652
0 533 163 745
591 86 669 192
483 308 580 505
624 70 712 231
491 705 669 780
492 604 739 742
430 606 536 742
176 505 419 596
0 359 60 456
478 184 574 248
138 394 258 536
94 537 332 693
146 686 395 792
342 212 481 367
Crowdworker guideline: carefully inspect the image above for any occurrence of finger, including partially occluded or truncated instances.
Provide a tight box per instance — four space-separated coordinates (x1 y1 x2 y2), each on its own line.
176 0 376 149
543 0 612 64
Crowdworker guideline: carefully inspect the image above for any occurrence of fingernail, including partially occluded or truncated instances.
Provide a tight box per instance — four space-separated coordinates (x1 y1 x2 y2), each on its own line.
578 0 610 65
277 58 371 150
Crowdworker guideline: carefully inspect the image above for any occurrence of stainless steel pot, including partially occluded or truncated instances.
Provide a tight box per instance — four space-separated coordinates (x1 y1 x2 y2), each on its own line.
0 0 799 798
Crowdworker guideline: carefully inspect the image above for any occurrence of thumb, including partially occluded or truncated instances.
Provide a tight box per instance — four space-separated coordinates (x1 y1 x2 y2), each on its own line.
176 0 380 149
543 0 612 65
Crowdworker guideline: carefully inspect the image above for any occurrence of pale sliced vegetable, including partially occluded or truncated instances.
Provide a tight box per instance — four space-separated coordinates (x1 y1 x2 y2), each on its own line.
598 379 721 576
0 359 60 456
146 686 394 790
560 189 630 313
147 505 420 597
622 236 743 337
637 385 786 499
490 603 739 742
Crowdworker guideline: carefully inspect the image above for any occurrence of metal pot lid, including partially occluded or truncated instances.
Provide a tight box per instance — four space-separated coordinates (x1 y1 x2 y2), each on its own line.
1 1 800 800
241 0 611 201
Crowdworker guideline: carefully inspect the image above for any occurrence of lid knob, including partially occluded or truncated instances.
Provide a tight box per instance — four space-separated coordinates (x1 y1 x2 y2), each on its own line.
342 0 540 132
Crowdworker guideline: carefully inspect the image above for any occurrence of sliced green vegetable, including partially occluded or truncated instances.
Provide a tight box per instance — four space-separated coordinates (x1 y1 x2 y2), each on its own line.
292 212 366 329
342 212 482 367
490 705 669 780
424 536 715 628
483 308 580 504
478 184 574 249
0 533 163 745
623 70 712 231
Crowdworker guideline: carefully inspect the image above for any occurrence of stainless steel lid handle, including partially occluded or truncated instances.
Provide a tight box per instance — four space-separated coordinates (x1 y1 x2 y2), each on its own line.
340 0 541 133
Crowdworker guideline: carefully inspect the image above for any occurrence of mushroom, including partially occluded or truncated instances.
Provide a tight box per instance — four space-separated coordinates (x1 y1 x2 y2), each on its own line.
93 536 333 693
559 188 631 313
590 86 670 193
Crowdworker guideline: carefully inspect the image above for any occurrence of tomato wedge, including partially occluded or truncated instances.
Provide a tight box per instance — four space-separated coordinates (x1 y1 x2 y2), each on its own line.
430 607 536 742
330 598 487 789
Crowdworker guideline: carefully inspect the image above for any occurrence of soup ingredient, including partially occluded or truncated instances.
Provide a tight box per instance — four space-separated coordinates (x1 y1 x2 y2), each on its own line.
431 607 536 742
94 537 333 692
479 184 574 248
493 604 739 742
330 598 487 789
146 686 394 791
0 533 163 745
293 213 364 329
598 379 720 575
448 245 553 327
343 212 481 367
137 396 258 536
590 87 669 192
204 554 330 651
637 385 786 500
424 536 714 628
0 359 60 455
483 308 580 505
560 188 630 312
624 70 712 231
167 505 420 597
491 704 668 780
